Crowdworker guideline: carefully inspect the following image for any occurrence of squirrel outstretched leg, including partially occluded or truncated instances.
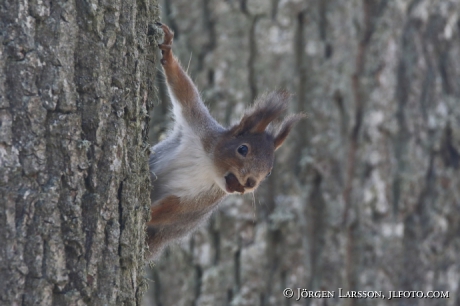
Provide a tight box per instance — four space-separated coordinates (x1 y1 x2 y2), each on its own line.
156 23 219 138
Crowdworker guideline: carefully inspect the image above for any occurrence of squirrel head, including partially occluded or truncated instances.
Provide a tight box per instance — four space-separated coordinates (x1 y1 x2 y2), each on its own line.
212 91 304 194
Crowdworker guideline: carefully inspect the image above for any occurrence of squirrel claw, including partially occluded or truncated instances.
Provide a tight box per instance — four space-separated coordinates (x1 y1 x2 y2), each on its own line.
160 24 174 45
158 24 174 65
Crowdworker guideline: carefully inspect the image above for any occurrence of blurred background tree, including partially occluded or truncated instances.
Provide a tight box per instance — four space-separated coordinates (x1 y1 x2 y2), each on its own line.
145 0 460 305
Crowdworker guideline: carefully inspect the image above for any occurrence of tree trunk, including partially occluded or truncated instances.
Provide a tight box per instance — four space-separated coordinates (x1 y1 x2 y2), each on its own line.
146 1 460 306
0 0 159 304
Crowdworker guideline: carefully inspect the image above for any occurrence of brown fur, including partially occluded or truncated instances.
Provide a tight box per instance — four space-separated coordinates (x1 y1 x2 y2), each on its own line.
147 24 304 260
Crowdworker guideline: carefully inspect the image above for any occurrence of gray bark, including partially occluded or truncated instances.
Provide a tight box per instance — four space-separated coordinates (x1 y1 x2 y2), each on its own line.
0 0 160 305
146 0 460 306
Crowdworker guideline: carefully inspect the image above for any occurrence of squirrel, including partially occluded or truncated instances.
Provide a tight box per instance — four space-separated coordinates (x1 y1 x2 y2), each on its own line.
147 23 304 259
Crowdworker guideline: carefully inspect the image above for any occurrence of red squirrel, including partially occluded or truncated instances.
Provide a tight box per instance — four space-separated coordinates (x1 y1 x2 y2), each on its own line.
147 23 304 259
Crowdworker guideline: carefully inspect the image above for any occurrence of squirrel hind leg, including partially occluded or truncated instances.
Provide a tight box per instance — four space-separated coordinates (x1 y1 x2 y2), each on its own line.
146 225 166 260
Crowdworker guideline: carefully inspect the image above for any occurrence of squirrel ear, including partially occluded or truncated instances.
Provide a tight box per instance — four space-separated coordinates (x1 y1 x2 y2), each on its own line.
274 113 305 150
232 91 291 136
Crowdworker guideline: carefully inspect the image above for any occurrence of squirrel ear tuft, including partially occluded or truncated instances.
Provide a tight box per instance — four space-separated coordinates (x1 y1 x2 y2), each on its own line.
232 91 291 136
274 113 305 150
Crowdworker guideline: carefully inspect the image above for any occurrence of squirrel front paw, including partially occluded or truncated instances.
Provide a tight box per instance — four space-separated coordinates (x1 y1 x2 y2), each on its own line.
157 23 174 65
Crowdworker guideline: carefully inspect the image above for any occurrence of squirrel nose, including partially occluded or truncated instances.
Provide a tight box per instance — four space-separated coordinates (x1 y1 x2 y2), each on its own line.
245 177 256 189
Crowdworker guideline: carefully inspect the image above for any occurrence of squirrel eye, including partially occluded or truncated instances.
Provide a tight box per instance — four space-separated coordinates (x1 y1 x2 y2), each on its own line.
237 145 248 157
266 171 272 178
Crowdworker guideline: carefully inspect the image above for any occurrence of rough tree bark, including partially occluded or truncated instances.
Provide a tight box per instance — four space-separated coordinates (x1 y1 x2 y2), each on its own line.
0 0 159 305
146 1 460 306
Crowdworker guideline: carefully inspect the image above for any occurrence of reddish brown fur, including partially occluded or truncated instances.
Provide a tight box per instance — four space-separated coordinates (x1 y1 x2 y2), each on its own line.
149 196 182 226
231 91 292 135
274 113 306 150
147 24 303 260
159 25 200 111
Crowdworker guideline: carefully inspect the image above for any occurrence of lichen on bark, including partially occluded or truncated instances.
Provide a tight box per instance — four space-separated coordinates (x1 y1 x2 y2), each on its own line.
0 0 160 304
